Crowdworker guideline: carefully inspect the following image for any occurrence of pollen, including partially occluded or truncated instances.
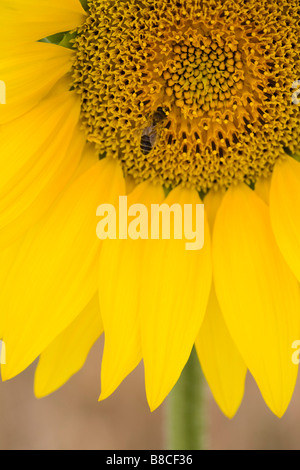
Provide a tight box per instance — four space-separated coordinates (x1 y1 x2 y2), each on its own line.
72 0 300 191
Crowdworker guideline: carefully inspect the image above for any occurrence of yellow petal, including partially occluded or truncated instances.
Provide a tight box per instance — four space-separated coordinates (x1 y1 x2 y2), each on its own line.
0 240 22 337
34 294 103 398
0 42 74 124
270 157 300 282
195 285 246 418
204 188 224 230
1 157 125 380
213 183 300 417
0 80 78 190
140 186 212 410
70 143 100 182
0 0 85 44
0 84 83 248
98 181 165 400
255 176 272 205
197 188 246 418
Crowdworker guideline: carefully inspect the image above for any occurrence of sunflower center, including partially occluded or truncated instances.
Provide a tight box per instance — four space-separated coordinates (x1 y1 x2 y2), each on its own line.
72 0 300 191
162 39 244 118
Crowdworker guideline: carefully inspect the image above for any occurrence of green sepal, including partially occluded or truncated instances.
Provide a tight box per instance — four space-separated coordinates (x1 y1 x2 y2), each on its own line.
39 30 77 49
292 154 300 163
40 32 66 45
59 31 77 49
79 0 89 10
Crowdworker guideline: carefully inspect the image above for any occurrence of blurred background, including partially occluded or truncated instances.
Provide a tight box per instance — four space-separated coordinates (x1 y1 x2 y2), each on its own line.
1 335 300 450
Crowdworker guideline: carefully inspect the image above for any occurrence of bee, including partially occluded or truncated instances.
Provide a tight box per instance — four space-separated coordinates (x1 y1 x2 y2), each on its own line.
152 107 167 126
140 127 157 155
140 107 167 155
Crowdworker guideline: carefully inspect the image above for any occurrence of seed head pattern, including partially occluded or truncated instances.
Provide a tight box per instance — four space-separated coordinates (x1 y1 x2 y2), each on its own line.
73 0 300 191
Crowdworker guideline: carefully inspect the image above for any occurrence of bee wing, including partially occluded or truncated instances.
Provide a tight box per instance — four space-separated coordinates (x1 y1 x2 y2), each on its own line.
142 124 157 139
140 125 158 154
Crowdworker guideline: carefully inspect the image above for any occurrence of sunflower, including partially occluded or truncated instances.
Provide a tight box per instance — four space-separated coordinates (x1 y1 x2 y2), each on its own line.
0 0 300 421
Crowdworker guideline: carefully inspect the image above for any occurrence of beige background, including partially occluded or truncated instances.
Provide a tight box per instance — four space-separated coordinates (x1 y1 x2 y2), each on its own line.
1 336 300 450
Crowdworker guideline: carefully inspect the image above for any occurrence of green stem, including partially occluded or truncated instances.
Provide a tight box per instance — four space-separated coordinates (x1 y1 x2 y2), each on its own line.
166 347 207 450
